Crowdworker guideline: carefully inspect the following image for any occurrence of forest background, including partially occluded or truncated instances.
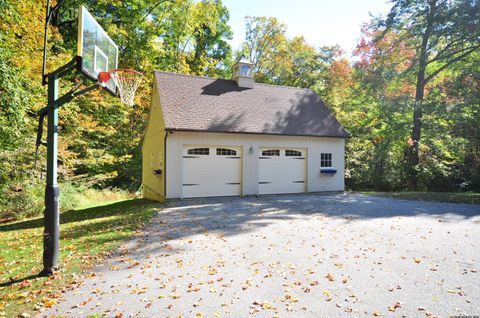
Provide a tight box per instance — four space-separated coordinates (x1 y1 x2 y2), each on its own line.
1 0 479 219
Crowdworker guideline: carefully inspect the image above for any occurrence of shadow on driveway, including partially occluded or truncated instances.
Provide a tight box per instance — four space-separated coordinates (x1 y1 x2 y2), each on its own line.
128 193 480 258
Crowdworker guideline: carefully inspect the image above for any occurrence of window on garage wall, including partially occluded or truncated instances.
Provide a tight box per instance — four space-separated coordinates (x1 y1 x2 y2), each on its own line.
262 149 280 156
285 149 302 157
188 148 209 155
216 148 237 156
321 153 332 167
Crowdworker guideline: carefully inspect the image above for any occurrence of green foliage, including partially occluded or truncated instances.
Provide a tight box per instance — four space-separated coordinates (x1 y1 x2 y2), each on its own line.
0 38 32 151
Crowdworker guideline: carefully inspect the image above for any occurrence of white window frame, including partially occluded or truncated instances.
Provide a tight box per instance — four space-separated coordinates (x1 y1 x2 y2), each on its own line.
321 153 332 167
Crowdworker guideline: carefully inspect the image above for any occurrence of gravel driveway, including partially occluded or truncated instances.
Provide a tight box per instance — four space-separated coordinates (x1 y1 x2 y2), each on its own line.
41 193 480 318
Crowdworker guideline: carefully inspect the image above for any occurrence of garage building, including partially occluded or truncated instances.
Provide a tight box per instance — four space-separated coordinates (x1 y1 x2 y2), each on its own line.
142 57 349 201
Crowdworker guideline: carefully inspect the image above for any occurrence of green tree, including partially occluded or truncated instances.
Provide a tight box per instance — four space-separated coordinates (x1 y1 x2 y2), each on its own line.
242 16 286 71
240 16 336 89
187 0 233 76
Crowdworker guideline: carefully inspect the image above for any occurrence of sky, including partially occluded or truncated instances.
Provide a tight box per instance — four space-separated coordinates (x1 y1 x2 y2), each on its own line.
222 0 392 57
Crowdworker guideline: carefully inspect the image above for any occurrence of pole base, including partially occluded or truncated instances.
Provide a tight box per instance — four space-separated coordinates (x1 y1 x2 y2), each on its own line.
38 266 57 277
43 185 60 271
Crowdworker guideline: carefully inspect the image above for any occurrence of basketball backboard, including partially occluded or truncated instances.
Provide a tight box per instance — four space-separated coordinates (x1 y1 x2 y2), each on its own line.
77 5 118 94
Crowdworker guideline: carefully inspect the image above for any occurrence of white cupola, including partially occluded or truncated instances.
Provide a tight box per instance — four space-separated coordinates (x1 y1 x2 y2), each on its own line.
233 56 254 88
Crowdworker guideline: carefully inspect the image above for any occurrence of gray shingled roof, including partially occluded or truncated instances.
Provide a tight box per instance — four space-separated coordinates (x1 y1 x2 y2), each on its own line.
155 71 349 138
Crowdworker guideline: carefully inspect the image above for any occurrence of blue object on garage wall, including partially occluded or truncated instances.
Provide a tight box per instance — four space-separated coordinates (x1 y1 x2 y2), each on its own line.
320 168 337 174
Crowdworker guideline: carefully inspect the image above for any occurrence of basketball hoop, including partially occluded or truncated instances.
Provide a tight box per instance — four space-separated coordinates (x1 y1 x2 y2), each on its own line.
98 69 143 106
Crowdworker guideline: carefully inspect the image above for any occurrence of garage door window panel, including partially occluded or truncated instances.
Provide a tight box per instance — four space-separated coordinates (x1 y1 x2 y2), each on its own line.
286 150 302 157
262 149 280 156
217 148 237 156
188 148 209 155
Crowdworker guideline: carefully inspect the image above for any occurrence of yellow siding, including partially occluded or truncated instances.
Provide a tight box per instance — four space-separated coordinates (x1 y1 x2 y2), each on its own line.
142 80 166 202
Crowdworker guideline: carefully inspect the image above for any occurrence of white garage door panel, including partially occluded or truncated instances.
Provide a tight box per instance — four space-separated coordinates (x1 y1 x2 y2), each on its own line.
182 146 241 198
259 148 306 195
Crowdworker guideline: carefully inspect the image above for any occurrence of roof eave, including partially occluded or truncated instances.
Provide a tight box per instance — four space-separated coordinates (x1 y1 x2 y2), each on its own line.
164 127 349 139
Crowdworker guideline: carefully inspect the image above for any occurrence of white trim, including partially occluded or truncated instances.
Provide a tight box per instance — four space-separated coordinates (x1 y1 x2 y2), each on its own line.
77 5 119 58
94 46 109 73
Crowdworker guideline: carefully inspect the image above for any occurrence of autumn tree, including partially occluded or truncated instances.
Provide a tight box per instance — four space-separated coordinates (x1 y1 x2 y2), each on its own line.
376 0 480 190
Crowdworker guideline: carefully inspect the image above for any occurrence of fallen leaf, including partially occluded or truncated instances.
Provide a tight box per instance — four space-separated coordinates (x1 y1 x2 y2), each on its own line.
388 302 401 312
326 273 335 281
322 290 332 301
261 302 273 310
42 299 57 308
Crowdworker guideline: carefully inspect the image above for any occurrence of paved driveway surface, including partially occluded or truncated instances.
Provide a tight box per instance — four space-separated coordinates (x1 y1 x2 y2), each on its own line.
42 193 479 318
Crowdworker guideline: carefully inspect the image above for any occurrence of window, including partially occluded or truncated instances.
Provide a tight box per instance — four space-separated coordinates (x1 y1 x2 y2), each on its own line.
187 148 209 155
262 149 280 156
217 148 237 156
321 153 332 167
240 64 251 77
286 150 302 157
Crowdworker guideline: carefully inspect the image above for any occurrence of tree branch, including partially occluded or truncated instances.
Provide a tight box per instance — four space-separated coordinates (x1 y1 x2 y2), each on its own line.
142 0 173 20
427 38 466 64
425 45 480 83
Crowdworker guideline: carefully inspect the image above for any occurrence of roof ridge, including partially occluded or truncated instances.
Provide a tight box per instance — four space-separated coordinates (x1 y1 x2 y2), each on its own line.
155 71 225 82
253 81 311 91
154 70 312 92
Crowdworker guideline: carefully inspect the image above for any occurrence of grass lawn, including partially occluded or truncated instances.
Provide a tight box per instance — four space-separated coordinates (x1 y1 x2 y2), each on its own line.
0 199 159 317
361 191 480 204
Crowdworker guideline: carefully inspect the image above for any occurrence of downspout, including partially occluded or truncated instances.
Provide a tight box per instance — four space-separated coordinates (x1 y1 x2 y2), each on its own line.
163 129 172 200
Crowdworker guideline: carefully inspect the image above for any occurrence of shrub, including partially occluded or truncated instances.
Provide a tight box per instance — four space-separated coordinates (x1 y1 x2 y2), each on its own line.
0 181 134 221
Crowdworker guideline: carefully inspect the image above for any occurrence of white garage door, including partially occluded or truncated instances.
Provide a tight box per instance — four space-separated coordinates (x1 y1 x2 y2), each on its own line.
182 146 242 198
258 148 306 195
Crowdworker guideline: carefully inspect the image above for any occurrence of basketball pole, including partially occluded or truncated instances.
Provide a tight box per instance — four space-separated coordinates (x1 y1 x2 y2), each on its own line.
42 73 60 276
39 1 117 275
38 57 100 276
